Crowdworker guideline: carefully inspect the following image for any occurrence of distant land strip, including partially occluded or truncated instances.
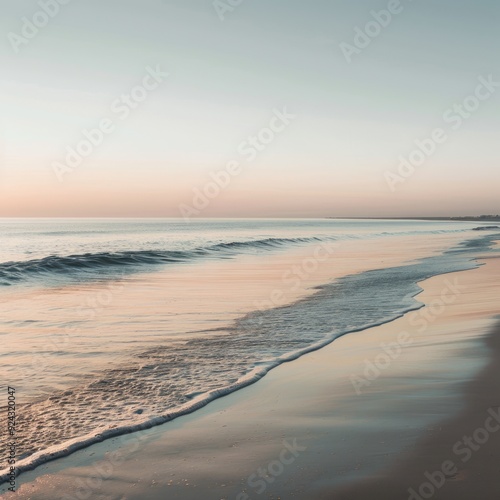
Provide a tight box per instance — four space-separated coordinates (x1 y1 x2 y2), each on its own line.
326 215 500 222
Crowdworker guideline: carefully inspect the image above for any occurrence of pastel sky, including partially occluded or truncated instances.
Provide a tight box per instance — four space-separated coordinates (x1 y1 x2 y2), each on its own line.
1 0 498 217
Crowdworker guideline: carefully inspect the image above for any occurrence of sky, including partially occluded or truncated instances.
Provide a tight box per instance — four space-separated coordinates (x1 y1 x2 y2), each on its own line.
0 0 499 218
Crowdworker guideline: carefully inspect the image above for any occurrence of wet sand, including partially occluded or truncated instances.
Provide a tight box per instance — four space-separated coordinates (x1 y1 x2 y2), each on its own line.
333 318 500 499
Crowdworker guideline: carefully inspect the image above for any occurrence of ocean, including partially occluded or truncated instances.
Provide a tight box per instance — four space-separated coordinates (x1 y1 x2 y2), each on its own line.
1 218 498 483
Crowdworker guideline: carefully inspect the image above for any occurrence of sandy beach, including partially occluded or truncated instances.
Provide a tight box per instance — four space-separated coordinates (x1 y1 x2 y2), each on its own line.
6 245 499 500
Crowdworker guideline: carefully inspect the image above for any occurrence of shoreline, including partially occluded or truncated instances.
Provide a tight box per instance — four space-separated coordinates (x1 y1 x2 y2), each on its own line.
8 253 500 499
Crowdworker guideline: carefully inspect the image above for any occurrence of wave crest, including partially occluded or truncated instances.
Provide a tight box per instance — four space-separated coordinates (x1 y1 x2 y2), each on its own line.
0 237 324 286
